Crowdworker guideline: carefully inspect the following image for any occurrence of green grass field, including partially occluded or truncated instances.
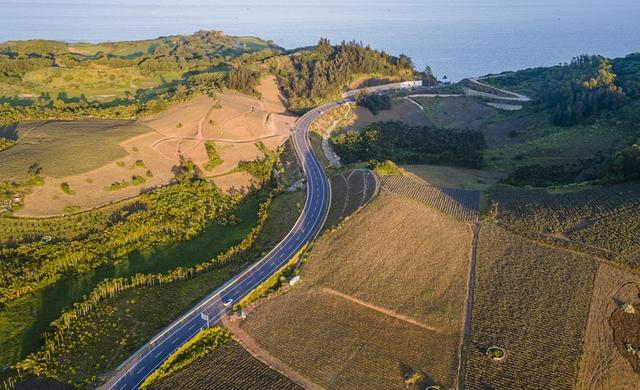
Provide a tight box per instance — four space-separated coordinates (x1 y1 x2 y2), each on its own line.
0 120 151 179
0 66 182 102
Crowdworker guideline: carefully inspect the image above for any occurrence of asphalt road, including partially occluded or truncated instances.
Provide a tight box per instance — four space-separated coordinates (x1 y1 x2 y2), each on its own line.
102 100 343 390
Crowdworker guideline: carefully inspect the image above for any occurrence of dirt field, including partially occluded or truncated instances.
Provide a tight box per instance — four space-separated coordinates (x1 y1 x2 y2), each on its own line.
152 340 302 390
404 164 503 192
576 264 640 389
241 191 472 388
11 76 295 216
464 224 598 389
346 98 432 131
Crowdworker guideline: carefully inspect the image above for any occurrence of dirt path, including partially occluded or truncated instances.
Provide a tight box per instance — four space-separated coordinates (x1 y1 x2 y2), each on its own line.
222 315 321 390
465 78 532 102
321 287 442 333
456 222 480 389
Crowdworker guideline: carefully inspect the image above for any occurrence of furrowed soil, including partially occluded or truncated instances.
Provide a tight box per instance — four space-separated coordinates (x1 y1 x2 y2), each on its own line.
464 224 598 389
152 340 302 390
576 263 640 389
323 169 377 230
242 191 472 389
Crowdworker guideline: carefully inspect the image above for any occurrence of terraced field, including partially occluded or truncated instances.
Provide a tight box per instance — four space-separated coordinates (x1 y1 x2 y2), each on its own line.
152 340 302 390
380 175 480 222
464 224 598 389
323 169 377 229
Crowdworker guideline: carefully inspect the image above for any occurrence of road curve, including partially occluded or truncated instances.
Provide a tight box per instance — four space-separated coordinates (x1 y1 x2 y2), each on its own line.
101 99 345 390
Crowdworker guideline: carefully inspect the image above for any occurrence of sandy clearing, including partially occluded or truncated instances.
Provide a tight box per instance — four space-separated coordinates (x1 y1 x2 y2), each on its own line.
210 171 258 195
17 77 295 216
576 264 640 389
141 95 214 138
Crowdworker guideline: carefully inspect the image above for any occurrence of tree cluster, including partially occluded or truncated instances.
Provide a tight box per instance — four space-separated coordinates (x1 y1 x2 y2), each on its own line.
273 38 414 111
330 121 486 168
356 91 391 115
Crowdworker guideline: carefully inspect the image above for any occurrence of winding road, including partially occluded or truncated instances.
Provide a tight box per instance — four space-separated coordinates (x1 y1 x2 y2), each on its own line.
101 99 346 390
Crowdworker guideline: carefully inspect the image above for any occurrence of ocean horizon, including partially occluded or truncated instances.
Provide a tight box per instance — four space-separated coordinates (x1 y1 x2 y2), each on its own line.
1 0 640 80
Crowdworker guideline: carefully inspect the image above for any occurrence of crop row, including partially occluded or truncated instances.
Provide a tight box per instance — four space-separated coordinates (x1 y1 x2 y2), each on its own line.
154 340 301 390
380 175 480 222
491 182 640 234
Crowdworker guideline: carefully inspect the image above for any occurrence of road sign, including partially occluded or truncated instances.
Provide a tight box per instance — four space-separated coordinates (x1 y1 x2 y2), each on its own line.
200 312 209 328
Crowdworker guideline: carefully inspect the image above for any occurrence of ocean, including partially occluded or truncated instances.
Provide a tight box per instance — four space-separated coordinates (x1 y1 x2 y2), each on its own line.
1 0 640 80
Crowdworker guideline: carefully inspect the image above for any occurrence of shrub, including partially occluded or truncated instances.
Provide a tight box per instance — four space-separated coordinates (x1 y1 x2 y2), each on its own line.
60 182 74 195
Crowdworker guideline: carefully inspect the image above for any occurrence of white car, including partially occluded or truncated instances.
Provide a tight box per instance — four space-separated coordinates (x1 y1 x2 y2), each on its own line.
224 298 233 307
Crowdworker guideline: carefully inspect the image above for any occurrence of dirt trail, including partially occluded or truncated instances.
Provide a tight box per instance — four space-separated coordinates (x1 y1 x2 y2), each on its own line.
321 287 442 333
222 316 321 390
456 222 480 389
465 78 532 102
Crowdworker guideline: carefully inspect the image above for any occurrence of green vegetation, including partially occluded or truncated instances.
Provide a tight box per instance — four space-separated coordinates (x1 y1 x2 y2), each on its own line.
238 142 278 181
140 327 232 389
59 182 73 195
356 91 391 115
272 38 414 112
203 141 224 171
134 159 145 168
227 65 262 95
486 55 627 126
331 121 486 168
105 175 146 191
13 189 303 387
0 136 14 151
0 120 150 180
0 30 281 124
0 161 236 305
369 160 401 176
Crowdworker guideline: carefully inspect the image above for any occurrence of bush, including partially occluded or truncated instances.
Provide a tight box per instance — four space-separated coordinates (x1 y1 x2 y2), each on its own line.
369 160 401 176
60 182 74 195
356 92 392 115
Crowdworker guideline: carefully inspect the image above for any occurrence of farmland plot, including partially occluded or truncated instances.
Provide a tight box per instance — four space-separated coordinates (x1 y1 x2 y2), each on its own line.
491 183 640 266
323 169 378 230
464 224 598 389
380 175 480 222
152 340 302 390
242 191 471 388
576 264 640 389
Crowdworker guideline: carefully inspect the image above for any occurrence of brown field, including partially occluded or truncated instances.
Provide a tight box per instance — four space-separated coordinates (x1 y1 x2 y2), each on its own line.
12 76 294 216
576 264 640 389
346 98 432 131
380 175 480 222
404 164 503 192
152 340 302 390
348 75 401 89
464 224 598 389
323 169 377 230
241 191 472 388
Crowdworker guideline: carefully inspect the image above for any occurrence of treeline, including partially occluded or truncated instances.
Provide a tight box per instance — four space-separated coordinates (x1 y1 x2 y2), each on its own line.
0 161 240 305
272 38 414 111
15 190 276 384
504 144 640 187
227 65 263 96
487 55 627 126
356 92 391 115
330 121 486 168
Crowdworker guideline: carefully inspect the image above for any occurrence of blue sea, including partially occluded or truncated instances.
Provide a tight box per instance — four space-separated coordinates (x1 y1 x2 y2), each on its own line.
1 0 639 80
